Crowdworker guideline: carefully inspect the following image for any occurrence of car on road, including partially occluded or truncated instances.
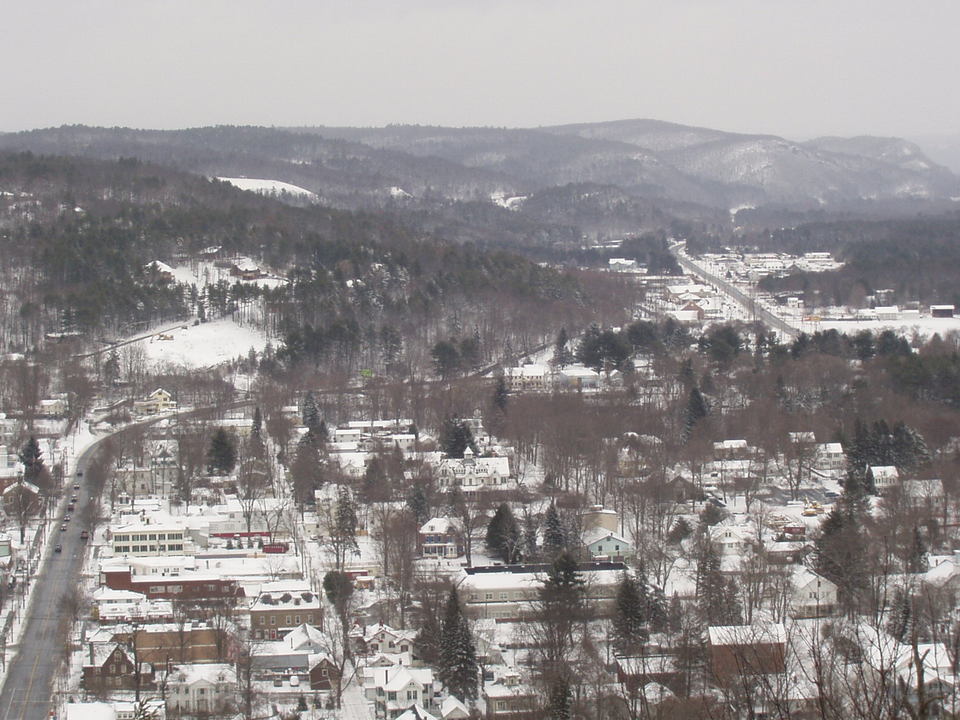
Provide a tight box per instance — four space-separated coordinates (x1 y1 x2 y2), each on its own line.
54 544 62 553
73 483 81 490
67 503 75 512
71 495 78 503
76 470 83 476
80 530 89 541
60 524 67 531
64 515 71 522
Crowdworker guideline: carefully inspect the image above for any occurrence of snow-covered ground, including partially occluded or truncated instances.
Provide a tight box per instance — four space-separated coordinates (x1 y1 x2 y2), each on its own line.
169 259 288 291
140 317 269 369
814 317 960 341
217 177 316 200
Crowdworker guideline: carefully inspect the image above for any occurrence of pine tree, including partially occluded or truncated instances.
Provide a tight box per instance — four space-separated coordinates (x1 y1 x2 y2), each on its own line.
522 512 539 561
486 504 521 563
613 573 648 654
206 428 236 475
328 487 359 571
682 387 709 442
439 418 476 458
251 407 263 442
545 678 572 720
542 504 566 559
290 435 322 512
552 327 574 369
908 526 929 574
406 484 430 526
302 391 320 431
18 436 45 484
696 538 728 626
438 588 479 702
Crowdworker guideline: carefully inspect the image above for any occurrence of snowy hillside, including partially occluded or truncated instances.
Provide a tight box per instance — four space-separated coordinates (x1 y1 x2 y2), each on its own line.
216 177 316 199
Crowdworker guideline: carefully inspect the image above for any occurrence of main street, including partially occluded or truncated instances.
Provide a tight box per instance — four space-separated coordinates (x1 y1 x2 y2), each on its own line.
0 438 102 720
670 242 799 339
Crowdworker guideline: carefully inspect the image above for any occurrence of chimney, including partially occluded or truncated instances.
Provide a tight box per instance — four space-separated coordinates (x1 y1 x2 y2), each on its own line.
89 642 95 665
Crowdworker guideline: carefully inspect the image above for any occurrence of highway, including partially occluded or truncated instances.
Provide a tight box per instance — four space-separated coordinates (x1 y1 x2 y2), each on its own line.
0 439 102 720
670 244 800 339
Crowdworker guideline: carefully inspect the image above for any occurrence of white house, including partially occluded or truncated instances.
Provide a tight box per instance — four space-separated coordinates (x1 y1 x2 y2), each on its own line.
133 388 177 415
164 663 236 716
436 448 511 494
869 465 900 492
583 528 633 561
363 664 438 719
790 567 837 618
419 517 463 559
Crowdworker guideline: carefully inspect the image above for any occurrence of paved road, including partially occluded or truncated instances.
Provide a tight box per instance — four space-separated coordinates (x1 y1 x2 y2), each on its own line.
0 440 101 720
671 245 799 339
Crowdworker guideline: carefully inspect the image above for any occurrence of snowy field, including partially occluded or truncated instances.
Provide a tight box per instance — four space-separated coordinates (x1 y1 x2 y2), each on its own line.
140 317 269 369
168 259 288 290
813 317 960 341
216 177 316 199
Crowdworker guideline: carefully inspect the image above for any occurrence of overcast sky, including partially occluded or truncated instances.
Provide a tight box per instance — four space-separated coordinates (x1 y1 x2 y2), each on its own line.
4 0 958 139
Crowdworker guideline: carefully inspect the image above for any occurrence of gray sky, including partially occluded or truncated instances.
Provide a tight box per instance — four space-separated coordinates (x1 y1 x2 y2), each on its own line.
4 0 959 139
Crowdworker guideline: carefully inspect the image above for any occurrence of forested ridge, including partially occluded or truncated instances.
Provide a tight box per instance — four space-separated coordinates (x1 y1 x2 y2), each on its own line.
0 152 628 374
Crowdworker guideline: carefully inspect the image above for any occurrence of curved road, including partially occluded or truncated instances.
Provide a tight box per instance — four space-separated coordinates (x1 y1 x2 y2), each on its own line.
0 437 103 720
671 245 799 339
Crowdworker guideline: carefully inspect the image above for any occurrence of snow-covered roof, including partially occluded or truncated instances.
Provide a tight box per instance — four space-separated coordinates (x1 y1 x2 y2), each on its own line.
168 662 236 686
396 705 439 720
582 528 630 547
419 517 460 534
869 465 899 480
707 623 786 646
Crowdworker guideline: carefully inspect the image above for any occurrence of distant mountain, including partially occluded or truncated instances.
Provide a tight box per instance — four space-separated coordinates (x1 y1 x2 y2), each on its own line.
911 134 960 176
545 119 960 207
2 121 957 231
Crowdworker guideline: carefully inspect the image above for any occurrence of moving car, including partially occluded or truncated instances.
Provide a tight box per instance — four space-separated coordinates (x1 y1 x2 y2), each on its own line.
80 530 89 541
54 544 62 553
60 524 67 531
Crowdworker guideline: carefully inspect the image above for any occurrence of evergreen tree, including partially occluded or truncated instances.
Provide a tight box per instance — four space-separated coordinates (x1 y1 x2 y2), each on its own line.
682 387 709 442
522 512 539 562
695 538 730 626
406 484 430 526
613 573 648 654
908 526 929 574
251 407 263 442
814 486 869 611
485 504 521 563
302 391 320 431
545 678 573 720
438 588 479 702
290 435 323 512
542 504 566 559
18 436 45 485
439 418 477 458
206 428 237 475
328 487 359 571
552 327 574 369
103 348 121 387
887 588 913 642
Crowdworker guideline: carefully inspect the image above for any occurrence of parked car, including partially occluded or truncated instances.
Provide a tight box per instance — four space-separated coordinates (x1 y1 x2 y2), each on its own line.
80 530 89 541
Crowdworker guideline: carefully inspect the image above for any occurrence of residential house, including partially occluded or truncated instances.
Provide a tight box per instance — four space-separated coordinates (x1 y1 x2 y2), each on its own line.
105 622 225 664
459 562 626 620
789 567 837 618
436 449 511 495
249 581 322 640
557 365 601 391
583 528 633 562
82 643 153 695
503 364 551 393
419 517 463 559
65 701 165 720
164 663 236 716
707 624 787 683
133 389 177 415
363 664 438 719
615 655 683 695
309 654 341 691
483 670 539 720
869 466 900 492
